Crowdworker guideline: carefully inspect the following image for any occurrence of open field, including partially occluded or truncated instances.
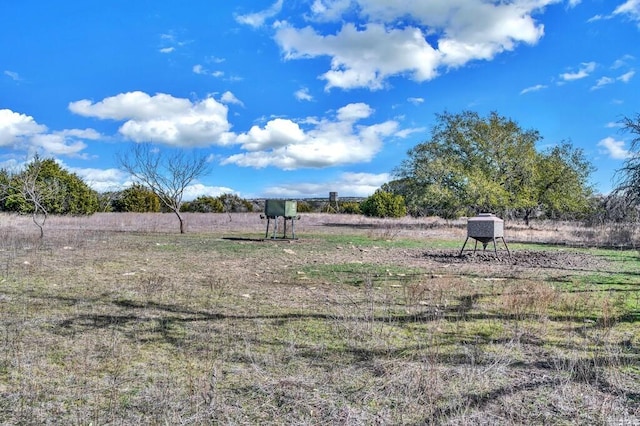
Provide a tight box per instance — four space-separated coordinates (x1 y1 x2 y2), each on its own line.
0 212 639 424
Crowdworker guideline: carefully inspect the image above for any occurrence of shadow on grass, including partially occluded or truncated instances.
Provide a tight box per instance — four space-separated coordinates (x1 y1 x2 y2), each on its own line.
47 295 640 422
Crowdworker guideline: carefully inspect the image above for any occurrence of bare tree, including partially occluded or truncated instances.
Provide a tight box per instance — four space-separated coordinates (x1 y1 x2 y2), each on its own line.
613 114 640 207
0 155 62 238
118 144 210 233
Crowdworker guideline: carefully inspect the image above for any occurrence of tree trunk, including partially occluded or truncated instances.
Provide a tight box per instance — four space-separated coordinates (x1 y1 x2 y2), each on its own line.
174 210 185 234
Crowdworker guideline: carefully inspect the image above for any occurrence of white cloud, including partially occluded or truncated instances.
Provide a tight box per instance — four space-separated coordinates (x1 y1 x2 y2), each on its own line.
223 102 401 169
70 167 130 193
590 70 634 90
598 137 631 160
274 1 552 90
613 0 640 24
236 0 283 28
193 64 226 78
295 87 313 101
30 134 87 156
4 70 21 81
611 54 635 69
221 91 244 106
182 183 236 201
159 47 175 54
69 91 235 147
520 84 548 94
264 172 391 197
591 76 615 90
0 109 99 157
0 109 47 146
618 70 635 82
560 61 596 81
407 97 424 105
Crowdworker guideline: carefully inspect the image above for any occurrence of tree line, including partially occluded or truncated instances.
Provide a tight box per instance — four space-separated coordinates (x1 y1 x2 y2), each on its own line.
1 110 638 233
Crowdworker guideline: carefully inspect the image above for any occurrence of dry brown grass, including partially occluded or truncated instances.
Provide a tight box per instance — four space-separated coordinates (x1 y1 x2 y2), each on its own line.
0 212 638 424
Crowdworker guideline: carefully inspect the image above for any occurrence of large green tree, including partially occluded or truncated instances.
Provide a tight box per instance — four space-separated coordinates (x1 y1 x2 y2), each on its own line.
390 111 594 222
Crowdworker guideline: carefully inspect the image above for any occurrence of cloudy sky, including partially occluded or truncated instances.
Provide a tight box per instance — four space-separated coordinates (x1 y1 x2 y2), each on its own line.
1 0 639 199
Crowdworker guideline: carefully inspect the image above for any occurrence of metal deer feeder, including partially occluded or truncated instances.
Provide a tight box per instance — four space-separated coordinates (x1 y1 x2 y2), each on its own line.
263 199 299 239
459 213 510 257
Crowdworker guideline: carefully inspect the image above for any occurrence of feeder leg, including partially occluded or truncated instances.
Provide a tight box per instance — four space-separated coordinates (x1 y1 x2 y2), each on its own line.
272 217 279 239
265 217 271 239
473 239 478 254
458 236 469 256
501 237 511 257
493 238 498 256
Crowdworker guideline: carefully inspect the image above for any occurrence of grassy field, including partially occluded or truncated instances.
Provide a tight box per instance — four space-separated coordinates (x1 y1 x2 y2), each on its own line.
0 212 639 424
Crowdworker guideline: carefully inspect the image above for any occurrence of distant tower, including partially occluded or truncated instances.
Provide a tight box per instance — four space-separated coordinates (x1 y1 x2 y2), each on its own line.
326 191 339 213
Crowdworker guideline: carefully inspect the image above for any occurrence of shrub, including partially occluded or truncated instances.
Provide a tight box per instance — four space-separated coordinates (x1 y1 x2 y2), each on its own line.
360 190 407 218
112 184 161 213
340 202 361 214
296 201 313 213
181 196 224 213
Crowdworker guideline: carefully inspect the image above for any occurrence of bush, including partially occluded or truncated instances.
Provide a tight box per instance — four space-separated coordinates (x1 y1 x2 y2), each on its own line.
340 202 361 214
112 184 161 213
181 196 224 213
360 190 407 218
296 201 313 213
218 194 254 213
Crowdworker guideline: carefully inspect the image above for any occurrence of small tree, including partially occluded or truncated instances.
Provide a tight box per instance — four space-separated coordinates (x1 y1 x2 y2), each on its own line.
118 144 209 233
1 156 63 238
360 190 407 218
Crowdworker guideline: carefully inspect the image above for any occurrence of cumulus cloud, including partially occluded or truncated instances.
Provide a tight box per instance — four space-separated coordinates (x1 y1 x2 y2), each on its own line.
598 137 631 160
69 91 235 147
264 172 391 197
182 183 237 201
267 0 553 90
0 109 92 156
223 103 403 169
70 167 131 193
0 109 47 146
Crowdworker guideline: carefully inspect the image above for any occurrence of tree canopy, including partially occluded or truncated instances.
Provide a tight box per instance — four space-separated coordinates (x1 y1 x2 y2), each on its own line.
2 156 99 216
389 111 594 222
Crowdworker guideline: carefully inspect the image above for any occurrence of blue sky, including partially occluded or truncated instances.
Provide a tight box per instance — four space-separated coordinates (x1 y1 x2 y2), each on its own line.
1 0 639 200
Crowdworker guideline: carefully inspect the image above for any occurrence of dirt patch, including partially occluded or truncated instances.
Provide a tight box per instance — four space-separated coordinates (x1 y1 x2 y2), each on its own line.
423 249 608 270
